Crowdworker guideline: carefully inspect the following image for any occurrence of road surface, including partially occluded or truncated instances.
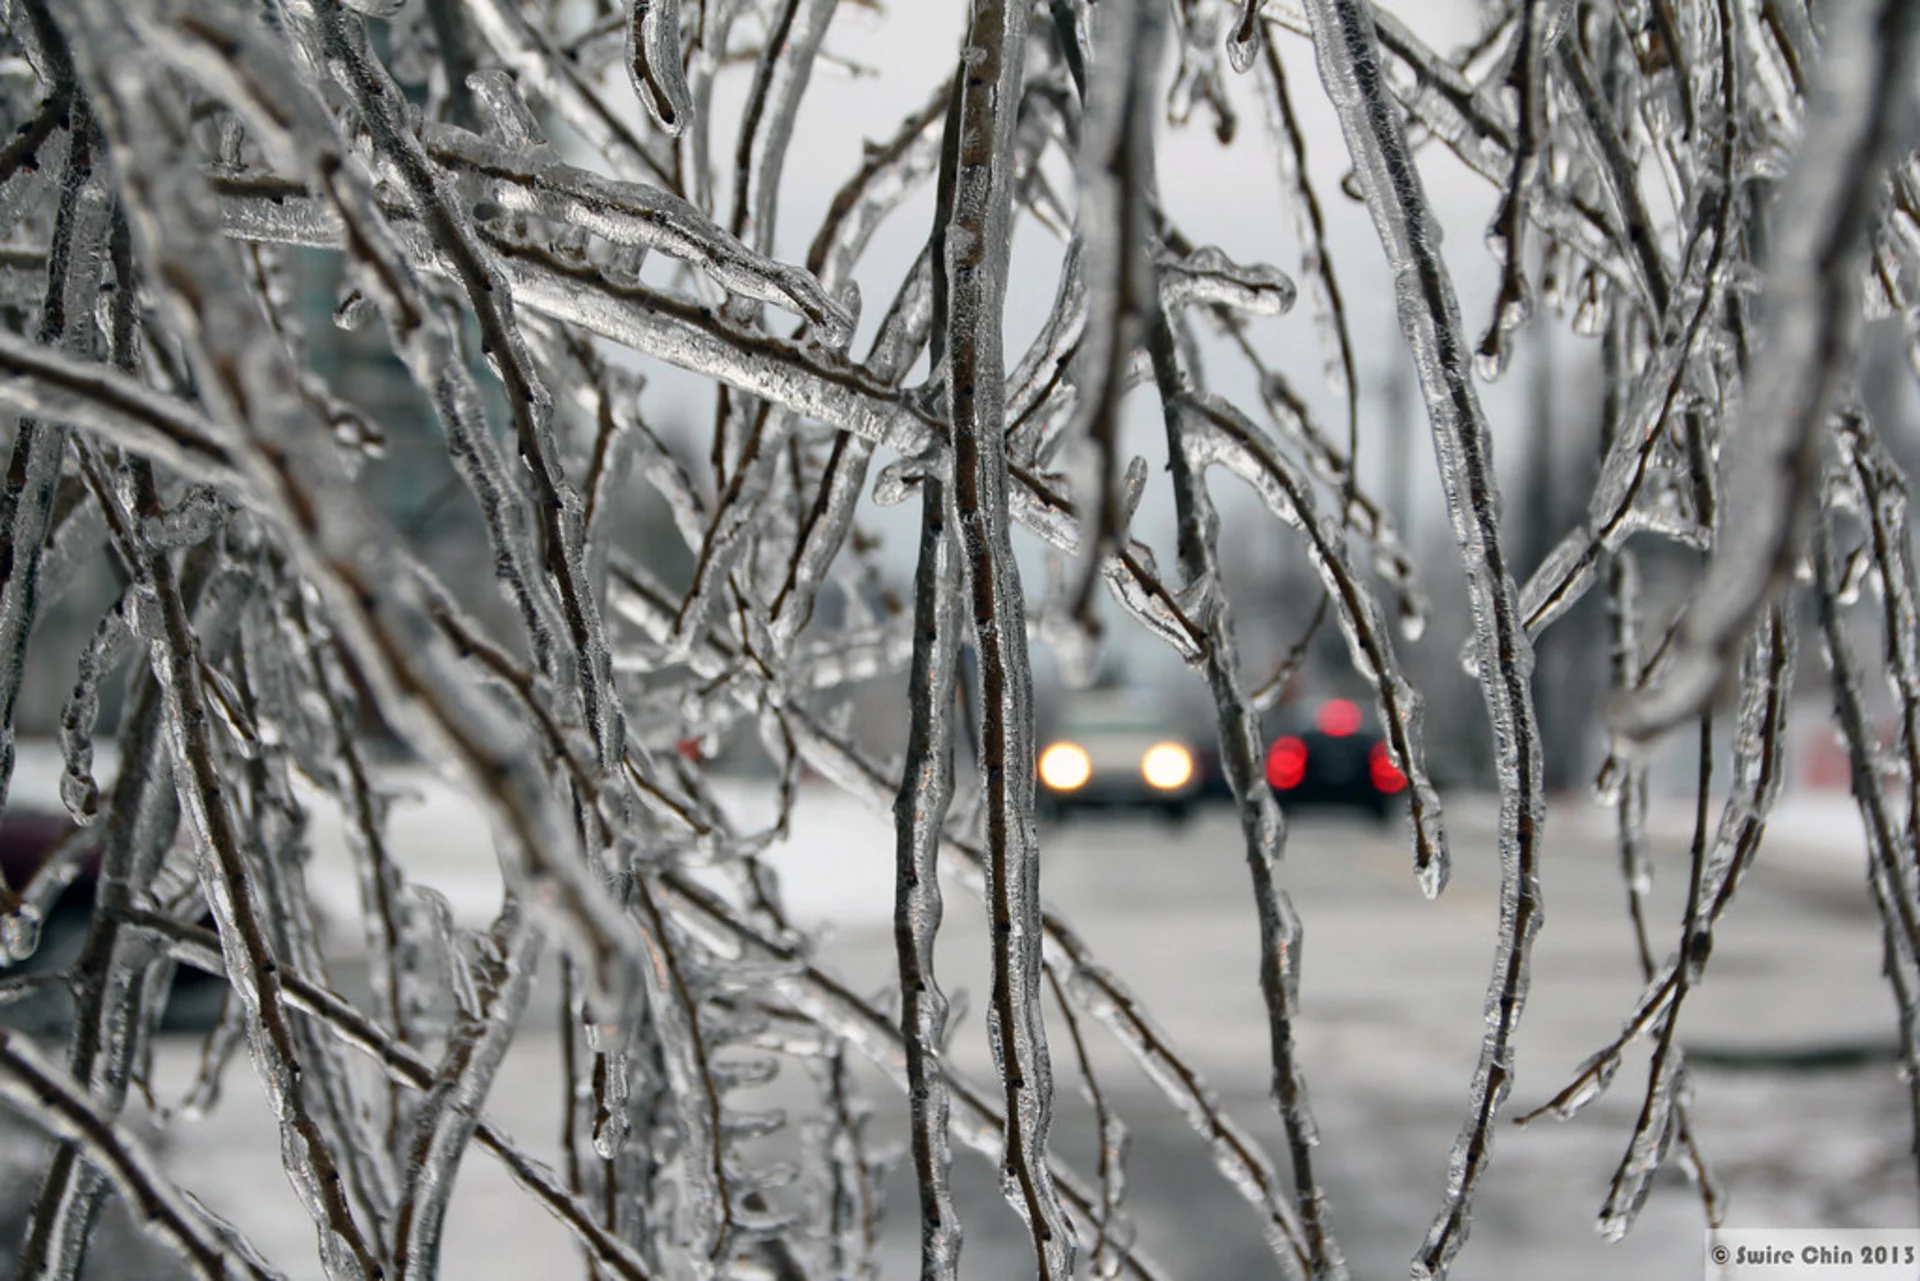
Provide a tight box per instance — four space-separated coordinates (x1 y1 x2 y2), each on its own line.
0 786 1909 1279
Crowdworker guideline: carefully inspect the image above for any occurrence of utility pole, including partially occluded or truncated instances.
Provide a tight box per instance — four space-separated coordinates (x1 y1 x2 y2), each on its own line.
1524 324 1555 578
1383 333 1414 540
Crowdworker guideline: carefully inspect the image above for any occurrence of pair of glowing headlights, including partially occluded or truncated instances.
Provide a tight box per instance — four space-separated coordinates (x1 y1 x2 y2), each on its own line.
1037 741 1195 793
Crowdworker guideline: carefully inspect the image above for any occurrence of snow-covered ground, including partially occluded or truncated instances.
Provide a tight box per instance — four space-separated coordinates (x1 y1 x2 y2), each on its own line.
291 765 908 941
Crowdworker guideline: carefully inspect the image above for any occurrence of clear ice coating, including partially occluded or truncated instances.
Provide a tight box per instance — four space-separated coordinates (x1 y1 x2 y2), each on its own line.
1616 0 1920 743
1299 0 1547 1275
0 0 1903 1277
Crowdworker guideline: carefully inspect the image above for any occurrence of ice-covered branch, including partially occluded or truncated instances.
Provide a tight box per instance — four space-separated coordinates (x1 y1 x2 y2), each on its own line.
609 558 1314 1275
1298 3 1547 1274
937 1 1071 1270
0 1027 278 1281
0 1 1896 1275
1519 611 1793 1130
133 910 664 1281
1619 0 1920 742
1812 510 1920 1207
892 474 964 1280
1148 300 1344 1280
1176 391 1446 888
0 44 99 832
57 0 647 1047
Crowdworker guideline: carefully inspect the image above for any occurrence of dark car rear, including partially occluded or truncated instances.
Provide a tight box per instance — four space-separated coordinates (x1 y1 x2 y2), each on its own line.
0 808 221 1031
1263 698 1407 820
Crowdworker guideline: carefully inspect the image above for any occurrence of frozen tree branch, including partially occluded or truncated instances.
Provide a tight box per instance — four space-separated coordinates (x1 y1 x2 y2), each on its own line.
892 476 963 1278
0 0 1903 1276
0 1026 278 1281
1619 0 1920 741
936 1 1071 1271
1297 3 1546 1274
1149 302 1344 1278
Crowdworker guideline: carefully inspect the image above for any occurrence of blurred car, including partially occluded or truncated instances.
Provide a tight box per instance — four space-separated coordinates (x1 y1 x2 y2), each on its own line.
0 807 100 927
0 807 223 1030
1037 691 1201 822
1263 698 1407 821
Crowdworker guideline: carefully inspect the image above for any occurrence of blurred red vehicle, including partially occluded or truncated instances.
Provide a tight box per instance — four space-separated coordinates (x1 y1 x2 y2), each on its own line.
1195 698 1407 820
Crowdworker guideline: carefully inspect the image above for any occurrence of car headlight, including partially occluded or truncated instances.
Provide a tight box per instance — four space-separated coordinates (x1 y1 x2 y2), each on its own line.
1039 742 1092 791
1140 742 1193 790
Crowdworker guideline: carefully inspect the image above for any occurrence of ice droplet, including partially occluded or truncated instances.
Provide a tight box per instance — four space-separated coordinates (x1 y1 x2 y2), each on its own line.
1 906 41 963
1225 1 1262 75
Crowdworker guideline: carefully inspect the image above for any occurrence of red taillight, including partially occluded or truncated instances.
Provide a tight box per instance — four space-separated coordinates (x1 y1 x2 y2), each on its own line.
1370 741 1407 794
1267 736 1307 790
1317 699 1362 737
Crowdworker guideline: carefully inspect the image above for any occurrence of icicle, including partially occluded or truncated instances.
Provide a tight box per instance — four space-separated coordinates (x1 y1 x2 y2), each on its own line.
1167 2 1237 143
627 0 694 135
1226 0 1265 74
0 903 39 964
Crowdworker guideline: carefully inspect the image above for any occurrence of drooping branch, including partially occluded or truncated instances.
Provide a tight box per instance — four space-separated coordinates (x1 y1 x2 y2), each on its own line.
1298 3 1547 1275
936 2 1071 1271
1620 0 1920 742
